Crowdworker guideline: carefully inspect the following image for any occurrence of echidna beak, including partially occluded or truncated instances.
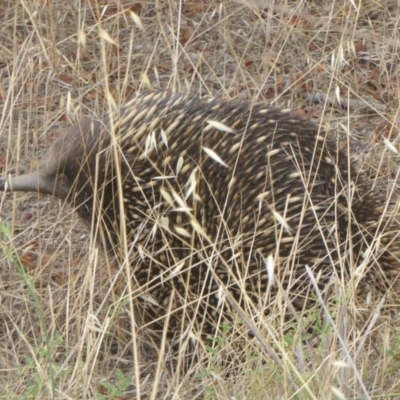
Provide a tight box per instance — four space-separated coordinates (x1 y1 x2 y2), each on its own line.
0 170 54 195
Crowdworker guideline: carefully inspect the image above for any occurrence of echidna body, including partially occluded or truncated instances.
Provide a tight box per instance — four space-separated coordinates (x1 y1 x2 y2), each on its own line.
1 92 398 335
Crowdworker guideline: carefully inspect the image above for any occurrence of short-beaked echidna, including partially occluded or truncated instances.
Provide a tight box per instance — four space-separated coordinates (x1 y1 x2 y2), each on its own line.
1 92 399 336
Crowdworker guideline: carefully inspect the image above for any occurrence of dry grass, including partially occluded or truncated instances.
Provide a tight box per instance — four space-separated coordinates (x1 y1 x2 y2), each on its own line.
1 0 400 399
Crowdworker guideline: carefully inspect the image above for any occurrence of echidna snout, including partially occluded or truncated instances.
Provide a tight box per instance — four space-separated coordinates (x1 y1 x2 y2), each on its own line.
0 92 398 335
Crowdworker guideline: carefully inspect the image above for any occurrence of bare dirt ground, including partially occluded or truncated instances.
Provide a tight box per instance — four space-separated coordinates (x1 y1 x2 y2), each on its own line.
1 0 400 399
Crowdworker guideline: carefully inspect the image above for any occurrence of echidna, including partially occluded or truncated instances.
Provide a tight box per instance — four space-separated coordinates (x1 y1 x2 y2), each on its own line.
1 92 398 336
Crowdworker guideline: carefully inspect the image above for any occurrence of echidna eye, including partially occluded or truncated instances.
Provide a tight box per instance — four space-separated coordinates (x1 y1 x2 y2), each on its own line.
57 173 68 182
